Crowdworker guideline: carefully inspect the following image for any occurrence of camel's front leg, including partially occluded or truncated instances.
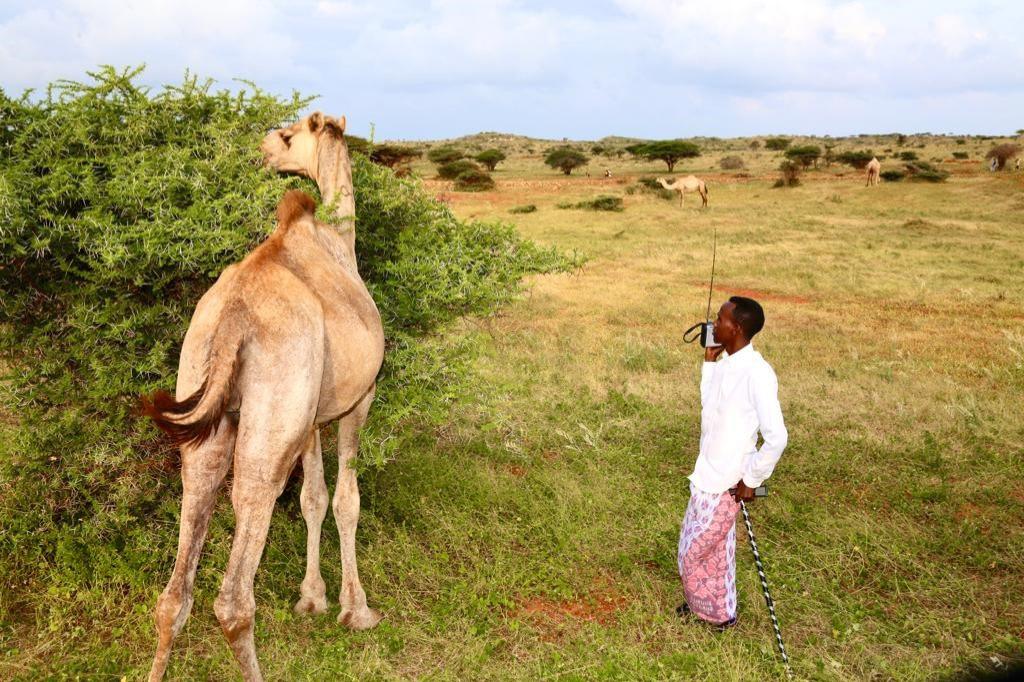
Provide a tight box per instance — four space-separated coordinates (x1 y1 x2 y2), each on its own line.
295 429 329 614
334 385 382 630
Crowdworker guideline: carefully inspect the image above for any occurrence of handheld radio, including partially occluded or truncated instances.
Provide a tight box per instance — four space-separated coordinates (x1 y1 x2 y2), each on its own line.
683 230 722 348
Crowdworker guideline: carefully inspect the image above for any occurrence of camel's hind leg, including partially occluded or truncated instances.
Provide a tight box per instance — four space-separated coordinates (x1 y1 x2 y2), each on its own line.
213 415 310 682
149 416 235 682
294 429 329 614
335 385 382 630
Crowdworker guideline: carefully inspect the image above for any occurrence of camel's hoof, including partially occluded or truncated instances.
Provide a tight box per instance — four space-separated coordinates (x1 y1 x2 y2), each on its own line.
294 595 328 615
338 606 383 630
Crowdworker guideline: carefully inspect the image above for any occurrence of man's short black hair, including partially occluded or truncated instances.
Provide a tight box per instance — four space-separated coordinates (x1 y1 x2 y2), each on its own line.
729 296 765 339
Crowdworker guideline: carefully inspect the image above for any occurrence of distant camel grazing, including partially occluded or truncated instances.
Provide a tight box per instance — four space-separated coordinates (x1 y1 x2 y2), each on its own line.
657 175 709 207
865 157 881 186
143 112 385 682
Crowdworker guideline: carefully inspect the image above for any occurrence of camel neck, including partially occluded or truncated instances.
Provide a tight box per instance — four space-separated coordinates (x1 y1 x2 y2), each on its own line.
316 136 357 229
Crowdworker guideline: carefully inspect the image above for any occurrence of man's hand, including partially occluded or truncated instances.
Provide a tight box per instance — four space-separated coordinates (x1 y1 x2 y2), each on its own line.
730 480 756 502
704 345 726 362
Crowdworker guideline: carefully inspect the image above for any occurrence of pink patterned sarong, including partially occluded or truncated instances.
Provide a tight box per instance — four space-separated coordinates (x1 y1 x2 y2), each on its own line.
677 484 738 624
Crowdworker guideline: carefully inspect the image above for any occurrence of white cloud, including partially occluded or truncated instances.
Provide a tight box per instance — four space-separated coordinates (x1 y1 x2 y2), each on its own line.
930 13 987 58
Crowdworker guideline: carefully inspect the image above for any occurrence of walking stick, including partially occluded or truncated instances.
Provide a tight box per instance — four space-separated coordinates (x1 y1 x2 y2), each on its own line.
739 499 795 679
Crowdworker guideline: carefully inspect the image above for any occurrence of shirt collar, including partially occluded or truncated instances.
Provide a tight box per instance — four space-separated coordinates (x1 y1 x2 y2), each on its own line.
722 342 755 365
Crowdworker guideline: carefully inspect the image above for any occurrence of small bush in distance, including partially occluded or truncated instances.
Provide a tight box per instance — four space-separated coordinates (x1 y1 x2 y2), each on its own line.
557 195 624 211
719 156 745 170
453 168 495 192
836 150 875 169
953 151 969 159
437 159 480 180
509 204 537 214
904 161 949 182
765 137 791 151
899 151 918 161
776 159 802 187
428 145 464 165
880 170 905 182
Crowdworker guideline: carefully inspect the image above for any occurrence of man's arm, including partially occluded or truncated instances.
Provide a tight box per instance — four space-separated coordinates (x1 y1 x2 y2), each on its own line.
741 366 788 488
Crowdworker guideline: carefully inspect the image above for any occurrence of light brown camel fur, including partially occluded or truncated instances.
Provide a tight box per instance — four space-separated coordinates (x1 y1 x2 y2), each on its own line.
865 157 881 186
142 112 384 682
657 175 709 207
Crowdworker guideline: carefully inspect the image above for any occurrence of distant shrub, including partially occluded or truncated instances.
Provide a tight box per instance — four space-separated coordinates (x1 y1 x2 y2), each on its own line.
509 204 537 214
956 138 966 145
904 161 949 182
836 150 875 169
453 168 495 191
749 140 762 150
427 146 464 165
899 151 918 161
880 170 905 182
558 195 624 211
953 151 969 159
719 155 745 170
776 159 802 187
437 159 480 179
765 137 791 151
636 177 676 201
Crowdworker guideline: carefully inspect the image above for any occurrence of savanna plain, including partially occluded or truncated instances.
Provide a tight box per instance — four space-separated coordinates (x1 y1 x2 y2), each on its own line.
4 135 1024 680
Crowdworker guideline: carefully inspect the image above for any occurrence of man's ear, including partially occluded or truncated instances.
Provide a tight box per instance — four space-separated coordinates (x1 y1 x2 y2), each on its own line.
308 111 325 133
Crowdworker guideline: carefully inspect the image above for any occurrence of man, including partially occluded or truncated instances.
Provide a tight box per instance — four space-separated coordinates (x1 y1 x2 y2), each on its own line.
677 296 787 629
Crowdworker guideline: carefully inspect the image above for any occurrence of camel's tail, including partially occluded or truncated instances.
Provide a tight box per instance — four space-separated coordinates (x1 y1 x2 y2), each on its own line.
139 316 244 447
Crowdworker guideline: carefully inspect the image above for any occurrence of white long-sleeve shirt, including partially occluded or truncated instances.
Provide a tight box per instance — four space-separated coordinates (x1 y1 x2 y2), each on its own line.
689 343 788 494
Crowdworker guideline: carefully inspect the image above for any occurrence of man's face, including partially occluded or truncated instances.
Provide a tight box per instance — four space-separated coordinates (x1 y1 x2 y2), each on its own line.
713 301 743 345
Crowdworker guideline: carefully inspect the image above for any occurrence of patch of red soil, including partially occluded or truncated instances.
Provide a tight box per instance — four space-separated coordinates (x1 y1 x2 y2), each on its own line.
505 464 527 478
513 578 629 641
542 451 560 462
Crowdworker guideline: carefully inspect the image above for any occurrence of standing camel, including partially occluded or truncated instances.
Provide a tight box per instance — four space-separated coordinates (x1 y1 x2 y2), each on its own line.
143 112 385 682
657 175 709 207
865 157 881 186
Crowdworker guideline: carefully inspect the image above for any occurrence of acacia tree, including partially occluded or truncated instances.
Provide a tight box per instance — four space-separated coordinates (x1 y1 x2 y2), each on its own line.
544 147 589 175
628 140 700 172
427 146 463 165
475 148 507 171
784 144 822 169
765 137 792 151
371 143 422 169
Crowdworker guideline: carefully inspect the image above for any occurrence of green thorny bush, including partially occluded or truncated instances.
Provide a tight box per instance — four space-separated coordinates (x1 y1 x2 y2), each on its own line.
0 66 578 619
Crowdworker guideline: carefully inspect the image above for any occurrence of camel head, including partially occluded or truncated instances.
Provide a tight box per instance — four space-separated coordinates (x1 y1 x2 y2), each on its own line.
261 111 347 179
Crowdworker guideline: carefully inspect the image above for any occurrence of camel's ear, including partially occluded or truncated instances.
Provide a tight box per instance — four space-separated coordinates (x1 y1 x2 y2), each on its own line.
308 111 325 133
324 115 346 136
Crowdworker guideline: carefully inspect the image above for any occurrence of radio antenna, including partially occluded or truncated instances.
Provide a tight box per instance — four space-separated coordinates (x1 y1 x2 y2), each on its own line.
705 229 717 320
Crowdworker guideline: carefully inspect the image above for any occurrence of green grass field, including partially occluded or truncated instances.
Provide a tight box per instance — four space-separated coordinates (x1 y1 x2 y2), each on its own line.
3 144 1023 680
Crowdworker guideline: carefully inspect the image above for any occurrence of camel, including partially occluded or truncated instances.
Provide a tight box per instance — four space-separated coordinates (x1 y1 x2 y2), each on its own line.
865 157 881 186
656 175 709 207
142 112 385 682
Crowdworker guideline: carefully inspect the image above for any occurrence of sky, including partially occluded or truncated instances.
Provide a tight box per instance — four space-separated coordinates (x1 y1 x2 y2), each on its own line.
2 0 1022 141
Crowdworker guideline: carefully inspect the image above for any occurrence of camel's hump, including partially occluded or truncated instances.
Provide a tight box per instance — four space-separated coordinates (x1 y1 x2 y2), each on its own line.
277 190 316 228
